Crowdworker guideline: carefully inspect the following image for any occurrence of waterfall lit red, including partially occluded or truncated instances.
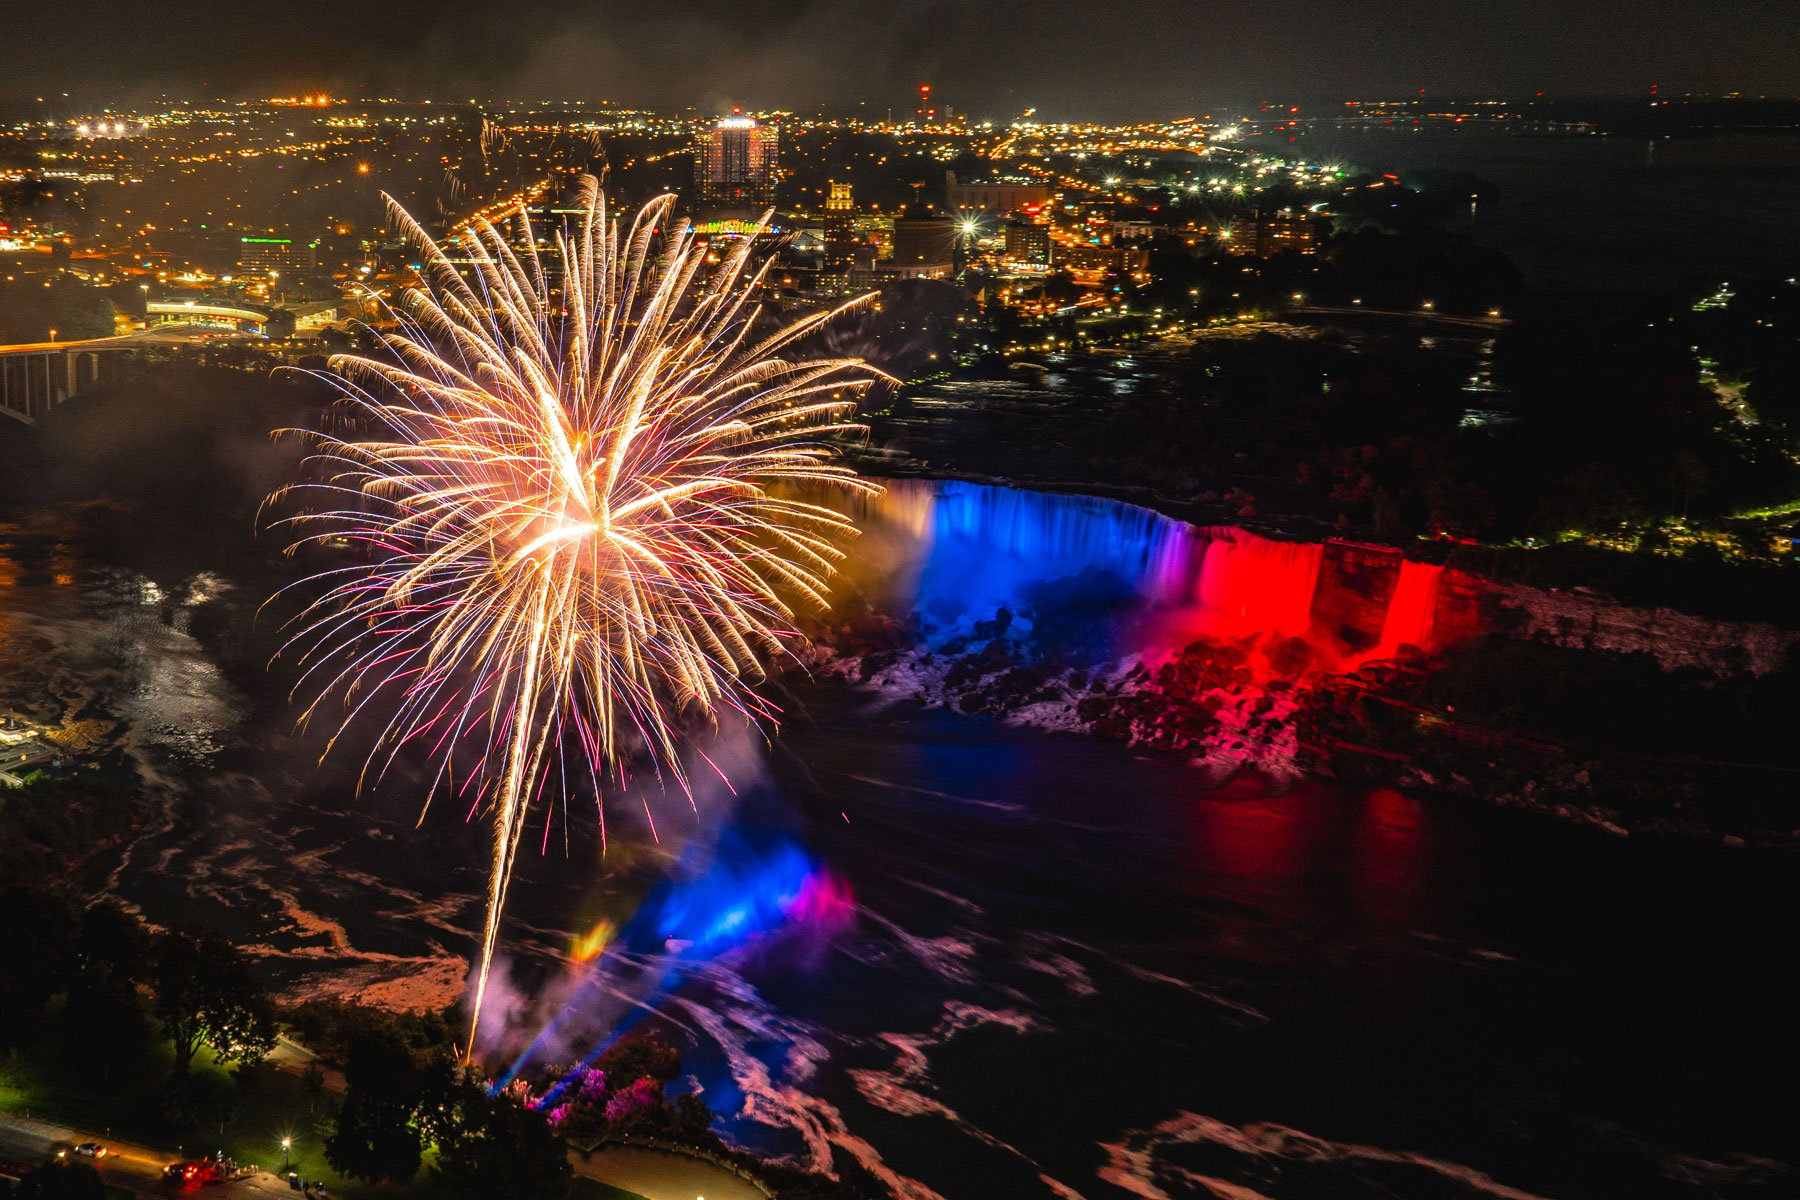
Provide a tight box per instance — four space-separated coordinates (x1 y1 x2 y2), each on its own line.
1372 560 1444 661
1188 531 1324 641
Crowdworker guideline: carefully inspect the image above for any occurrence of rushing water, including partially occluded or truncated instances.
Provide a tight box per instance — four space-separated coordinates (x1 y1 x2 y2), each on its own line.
2 481 1794 1199
839 477 1450 667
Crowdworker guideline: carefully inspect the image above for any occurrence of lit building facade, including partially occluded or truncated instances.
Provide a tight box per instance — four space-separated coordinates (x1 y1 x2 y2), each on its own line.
695 116 779 212
822 181 857 276
237 236 318 273
888 204 955 279
945 172 1053 217
1003 220 1052 269
1226 209 1321 257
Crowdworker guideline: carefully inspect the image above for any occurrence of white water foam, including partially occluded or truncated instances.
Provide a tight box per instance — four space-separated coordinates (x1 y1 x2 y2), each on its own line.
1098 1111 1556 1200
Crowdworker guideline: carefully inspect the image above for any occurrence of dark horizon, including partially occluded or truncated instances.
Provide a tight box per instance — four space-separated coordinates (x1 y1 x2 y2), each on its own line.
5 0 1798 121
5 89 1800 125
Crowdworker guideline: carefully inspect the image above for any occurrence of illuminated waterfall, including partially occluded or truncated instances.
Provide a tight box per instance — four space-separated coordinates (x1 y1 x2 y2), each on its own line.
840 478 1445 664
1373 560 1445 658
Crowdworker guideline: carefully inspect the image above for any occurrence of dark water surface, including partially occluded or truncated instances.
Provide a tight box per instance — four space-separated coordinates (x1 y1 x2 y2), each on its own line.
1272 126 1800 292
2 535 1793 1198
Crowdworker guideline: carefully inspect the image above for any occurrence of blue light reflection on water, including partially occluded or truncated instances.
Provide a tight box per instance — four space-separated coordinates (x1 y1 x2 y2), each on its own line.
507 817 851 1104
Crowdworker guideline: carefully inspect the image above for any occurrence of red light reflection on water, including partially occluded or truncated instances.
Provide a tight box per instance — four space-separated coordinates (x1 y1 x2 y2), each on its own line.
1352 786 1427 930
1187 774 1308 884
1186 780 1435 965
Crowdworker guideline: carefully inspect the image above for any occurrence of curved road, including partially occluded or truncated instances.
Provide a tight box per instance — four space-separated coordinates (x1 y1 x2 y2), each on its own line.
0 1108 296 1198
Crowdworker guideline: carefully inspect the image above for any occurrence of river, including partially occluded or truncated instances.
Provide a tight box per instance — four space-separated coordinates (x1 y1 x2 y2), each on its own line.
1 483 1793 1199
1266 125 1800 293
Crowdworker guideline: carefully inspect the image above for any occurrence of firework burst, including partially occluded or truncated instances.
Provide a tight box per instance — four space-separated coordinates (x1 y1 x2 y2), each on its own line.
271 177 884 1050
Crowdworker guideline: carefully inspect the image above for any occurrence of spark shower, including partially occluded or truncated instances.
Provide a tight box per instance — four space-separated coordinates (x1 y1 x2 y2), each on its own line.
270 177 885 1049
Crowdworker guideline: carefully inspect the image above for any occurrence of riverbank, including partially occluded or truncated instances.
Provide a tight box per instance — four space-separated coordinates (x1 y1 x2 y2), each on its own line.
807 627 1800 847
796 472 1800 847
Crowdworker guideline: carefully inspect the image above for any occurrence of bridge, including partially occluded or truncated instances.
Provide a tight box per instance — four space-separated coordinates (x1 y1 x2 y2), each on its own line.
0 336 142 424
1 314 321 424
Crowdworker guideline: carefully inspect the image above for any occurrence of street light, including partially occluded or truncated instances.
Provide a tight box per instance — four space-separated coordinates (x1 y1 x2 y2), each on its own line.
281 1138 292 1172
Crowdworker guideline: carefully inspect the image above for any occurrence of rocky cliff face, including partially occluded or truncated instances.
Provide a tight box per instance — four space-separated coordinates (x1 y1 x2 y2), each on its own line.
1484 581 1797 676
805 614 1314 783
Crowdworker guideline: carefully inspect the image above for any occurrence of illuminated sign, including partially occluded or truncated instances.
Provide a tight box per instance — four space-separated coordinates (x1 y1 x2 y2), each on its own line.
687 219 768 236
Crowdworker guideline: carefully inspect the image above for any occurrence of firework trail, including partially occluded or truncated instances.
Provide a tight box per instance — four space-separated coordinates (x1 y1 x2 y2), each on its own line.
271 177 885 1051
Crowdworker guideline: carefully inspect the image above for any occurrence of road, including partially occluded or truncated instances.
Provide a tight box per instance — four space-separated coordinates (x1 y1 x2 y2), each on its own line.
0 1107 308 1197
0 323 260 355
1286 303 1508 330
1 1107 172 1196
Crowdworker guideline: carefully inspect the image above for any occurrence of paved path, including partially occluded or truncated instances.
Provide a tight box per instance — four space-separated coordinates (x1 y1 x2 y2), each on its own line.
569 1145 768 1200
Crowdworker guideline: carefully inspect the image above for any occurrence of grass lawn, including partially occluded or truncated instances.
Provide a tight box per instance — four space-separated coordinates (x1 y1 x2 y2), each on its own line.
1 1042 444 1199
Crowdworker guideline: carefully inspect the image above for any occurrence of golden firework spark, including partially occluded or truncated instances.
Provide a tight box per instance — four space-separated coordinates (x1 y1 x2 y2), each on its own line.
271 177 884 1050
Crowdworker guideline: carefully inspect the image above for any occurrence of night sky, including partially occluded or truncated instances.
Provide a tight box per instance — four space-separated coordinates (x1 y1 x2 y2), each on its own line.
7 0 1799 116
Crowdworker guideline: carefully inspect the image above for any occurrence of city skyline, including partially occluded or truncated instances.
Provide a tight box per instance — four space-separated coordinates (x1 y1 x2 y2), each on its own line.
4 0 1798 119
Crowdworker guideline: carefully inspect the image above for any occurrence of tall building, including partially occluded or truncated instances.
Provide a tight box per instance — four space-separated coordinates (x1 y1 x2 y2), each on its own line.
695 115 779 213
1003 220 1052 269
822 181 857 276
1258 208 1320 256
889 203 955 279
1226 209 1321 258
1056 242 1149 275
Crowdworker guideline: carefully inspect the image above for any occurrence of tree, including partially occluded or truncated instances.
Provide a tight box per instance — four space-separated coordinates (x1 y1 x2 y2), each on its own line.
60 976 149 1081
593 1035 680 1090
328 1093 421 1184
150 928 276 1078
65 898 153 1079
669 1092 718 1143
0 277 114 343
1042 270 1082 307
0 888 78 1054
75 901 147 984
302 1062 327 1112
434 1083 570 1200
324 1036 424 1184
